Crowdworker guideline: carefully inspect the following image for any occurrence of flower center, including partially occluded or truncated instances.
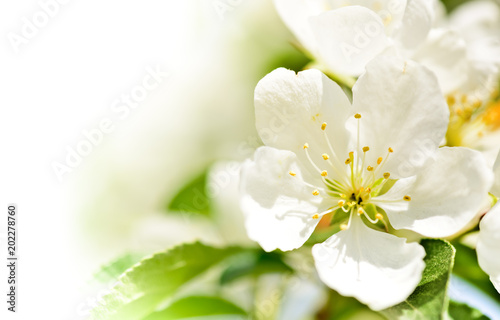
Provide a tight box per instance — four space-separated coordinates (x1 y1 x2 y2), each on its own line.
290 113 411 232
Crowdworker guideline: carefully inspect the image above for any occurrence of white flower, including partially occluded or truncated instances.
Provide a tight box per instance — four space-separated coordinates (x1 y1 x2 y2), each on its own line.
273 0 500 96
477 151 500 293
240 57 493 310
273 0 435 76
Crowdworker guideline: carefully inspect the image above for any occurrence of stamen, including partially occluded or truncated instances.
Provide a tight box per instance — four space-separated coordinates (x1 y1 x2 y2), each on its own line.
321 122 327 130
345 158 351 165
312 190 320 196
340 194 346 198
383 172 390 179
354 114 362 119
388 147 394 153
375 213 384 220
321 170 328 177
338 200 345 206
362 146 370 152
340 224 348 230
289 171 296 177
322 153 329 160
312 214 319 219
367 166 373 171
303 143 309 149
403 195 411 201
377 157 383 165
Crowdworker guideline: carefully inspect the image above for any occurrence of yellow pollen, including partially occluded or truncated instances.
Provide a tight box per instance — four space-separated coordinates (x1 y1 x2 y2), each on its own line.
312 214 319 220
375 213 384 220
404 195 412 201
388 147 394 153
321 122 327 130
312 190 320 196
340 194 346 198
338 200 345 206
303 143 309 149
322 153 330 160
366 187 371 193
321 170 328 177
340 224 348 230
383 172 391 179
363 146 370 152
289 171 296 177
367 166 373 171
357 208 364 215
447 95 456 106
345 158 351 165
377 157 383 165
354 114 362 119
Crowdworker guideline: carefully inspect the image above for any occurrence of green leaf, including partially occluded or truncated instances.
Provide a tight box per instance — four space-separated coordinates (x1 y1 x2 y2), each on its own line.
448 301 490 320
93 253 144 284
167 169 211 216
220 250 293 284
143 296 247 320
380 239 456 320
91 242 242 320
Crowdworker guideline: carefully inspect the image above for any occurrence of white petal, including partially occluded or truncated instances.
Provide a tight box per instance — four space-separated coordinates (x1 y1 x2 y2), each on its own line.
273 0 328 55
411 28 468 94
351 56 449 179
378 147 493 237
255 68 353 182
393 0 435 50
312 215 425 310
491 151 500 197
240 147 325 252
326 0 408 34
477 203 500 293
309 6 390 76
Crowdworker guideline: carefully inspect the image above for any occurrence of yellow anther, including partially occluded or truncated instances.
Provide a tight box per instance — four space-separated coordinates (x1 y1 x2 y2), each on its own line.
447 95 456 106
383 172 391 179
312 190 320 196
367 166 373 171
388 147 394 153
375 213 384 220
354 114 362 119
377 157 383 165
403 195 412 201
303 143 309 149
340 224 348 230
366 187 371 193
349 201 356 206
359 187 364 193
357 208 364 215
349 151 354 159
345 158 351 165
321 122 327 130
312 214 319 220
338 200 345 206
321 170 328 177
289 171 296 177
363 146 370 152
340 194 346 198
322 153 329 160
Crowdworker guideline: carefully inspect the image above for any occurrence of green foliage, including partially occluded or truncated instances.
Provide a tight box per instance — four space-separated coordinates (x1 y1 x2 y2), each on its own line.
143 296 247 320
93 253 144 284
91 242 242 320
220 250 293 284
448 301 490 320
167 170 211 216
380 239 455 320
